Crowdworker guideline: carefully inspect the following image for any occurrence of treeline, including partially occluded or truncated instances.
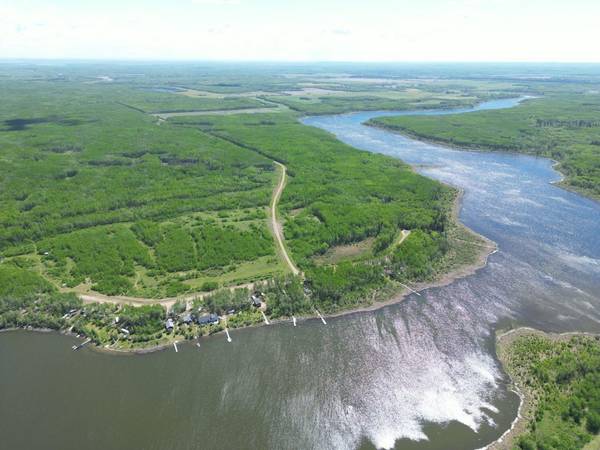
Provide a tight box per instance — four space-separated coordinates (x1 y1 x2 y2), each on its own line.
134 220 275 272
264 275 309 317
536 118 600 128
388 230 448 280
39 225 153 295
192 223 273 270
0 263 84 330
197 288 251 315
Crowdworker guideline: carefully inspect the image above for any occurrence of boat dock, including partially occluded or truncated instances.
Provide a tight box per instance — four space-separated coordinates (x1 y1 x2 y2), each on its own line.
314 309 327 325
71 338 91 351
399 282 421 296
261 311 270 325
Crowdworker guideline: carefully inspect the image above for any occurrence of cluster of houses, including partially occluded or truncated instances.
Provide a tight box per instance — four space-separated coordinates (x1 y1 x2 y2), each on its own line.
165 291 265 333
165 313 219 332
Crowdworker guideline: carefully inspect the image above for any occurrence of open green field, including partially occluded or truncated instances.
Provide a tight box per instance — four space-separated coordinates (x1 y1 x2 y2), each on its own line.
370 93 600 200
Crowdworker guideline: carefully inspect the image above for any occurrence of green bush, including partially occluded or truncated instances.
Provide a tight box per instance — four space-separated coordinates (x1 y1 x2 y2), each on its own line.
201 281 219 292
587 412 600 434
0 264 55 297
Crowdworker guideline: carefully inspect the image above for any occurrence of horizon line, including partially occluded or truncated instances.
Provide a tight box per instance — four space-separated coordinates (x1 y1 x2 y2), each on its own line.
2 58 600 65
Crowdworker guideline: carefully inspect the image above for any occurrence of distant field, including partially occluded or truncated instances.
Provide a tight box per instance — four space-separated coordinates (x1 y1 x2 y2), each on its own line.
118 89 270 113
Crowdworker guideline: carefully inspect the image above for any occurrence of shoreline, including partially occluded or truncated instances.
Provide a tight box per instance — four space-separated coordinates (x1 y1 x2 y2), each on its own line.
367 122 600 204
322 188 496 321
485 327 600 450
0 188 496 354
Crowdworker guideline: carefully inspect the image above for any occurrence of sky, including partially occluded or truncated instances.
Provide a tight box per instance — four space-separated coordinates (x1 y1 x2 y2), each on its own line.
1 0 599 62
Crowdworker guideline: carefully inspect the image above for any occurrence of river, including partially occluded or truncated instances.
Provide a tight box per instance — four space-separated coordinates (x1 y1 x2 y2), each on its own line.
1 99 599 450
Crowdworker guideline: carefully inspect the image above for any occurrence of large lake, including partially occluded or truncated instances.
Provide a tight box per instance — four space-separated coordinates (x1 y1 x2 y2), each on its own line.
2 99 599 450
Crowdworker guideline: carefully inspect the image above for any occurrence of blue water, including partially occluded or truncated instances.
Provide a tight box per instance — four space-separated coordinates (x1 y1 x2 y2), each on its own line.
304 98 600 333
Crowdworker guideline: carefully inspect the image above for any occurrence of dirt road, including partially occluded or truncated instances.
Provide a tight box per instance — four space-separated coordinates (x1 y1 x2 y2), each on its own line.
271 161 300 276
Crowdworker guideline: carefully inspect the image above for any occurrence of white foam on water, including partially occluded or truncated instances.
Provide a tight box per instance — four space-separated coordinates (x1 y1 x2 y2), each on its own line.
556 250 600 274
548 195 576 206
340 313 505 450
503 188 521 196
493 216 526 227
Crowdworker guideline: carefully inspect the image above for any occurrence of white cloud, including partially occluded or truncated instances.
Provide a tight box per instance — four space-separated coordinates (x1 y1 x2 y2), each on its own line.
0 0 599 61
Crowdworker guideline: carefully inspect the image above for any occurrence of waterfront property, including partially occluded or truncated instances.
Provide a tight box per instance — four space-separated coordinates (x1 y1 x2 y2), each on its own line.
197 314 219 326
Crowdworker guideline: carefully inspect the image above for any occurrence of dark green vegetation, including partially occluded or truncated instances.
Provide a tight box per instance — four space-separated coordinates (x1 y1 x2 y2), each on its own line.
0 263 83 333
370 95 600 200
499 332 600 450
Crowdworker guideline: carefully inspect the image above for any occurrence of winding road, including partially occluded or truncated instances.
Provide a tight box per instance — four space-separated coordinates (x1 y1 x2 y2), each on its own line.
270 161 300 276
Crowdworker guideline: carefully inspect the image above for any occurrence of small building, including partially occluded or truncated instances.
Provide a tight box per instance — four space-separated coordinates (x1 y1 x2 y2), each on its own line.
180 313 194 325
165 318 175 332
197 313 219 326
251 292 263 308
303 281 312 295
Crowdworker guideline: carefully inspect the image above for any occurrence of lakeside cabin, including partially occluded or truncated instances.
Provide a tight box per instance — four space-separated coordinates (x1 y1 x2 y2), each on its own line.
197 313 219 326
251 292 263 308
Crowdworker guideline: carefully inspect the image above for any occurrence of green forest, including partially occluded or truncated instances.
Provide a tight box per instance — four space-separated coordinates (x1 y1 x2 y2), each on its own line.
500 332 600 450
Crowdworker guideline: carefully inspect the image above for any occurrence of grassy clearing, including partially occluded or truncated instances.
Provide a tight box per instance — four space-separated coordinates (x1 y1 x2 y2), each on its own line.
312 237 375 265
